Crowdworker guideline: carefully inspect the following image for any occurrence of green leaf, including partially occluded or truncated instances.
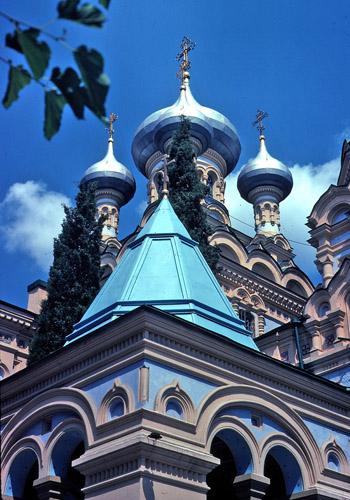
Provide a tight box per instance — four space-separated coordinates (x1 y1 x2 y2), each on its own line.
8 28 51 80
58 0 106 27
51 67 87 119
44 90 66 140
99 0 111 8
5 31 23 53
2 65 31 109
74 45 109 120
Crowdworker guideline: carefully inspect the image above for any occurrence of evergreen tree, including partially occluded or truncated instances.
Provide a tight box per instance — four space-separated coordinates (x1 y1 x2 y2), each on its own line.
168 116 220 272
28 182 105 365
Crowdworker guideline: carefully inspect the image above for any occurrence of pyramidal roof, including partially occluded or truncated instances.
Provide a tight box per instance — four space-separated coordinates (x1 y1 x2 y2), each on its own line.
66 198 258 350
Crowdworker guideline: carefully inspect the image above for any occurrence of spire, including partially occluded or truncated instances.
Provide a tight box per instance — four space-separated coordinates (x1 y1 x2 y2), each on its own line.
66 198 258 351
237 111 293 235
81 113 136 238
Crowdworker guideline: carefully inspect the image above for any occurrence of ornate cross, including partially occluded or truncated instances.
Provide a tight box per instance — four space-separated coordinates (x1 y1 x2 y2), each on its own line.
106 113 118 138
252 109 268 136
175 36 196 82
161 154 175 199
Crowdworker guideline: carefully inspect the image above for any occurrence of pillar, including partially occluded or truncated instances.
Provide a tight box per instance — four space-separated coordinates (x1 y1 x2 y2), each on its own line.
233 473 270 500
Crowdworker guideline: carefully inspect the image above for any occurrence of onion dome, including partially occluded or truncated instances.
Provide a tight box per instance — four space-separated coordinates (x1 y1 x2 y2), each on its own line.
132 71 241 179
81 135 136 207
237 135 293 203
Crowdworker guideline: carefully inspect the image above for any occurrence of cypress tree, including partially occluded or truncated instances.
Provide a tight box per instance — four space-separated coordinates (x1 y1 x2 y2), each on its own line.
28 182 105 365
168 116 220 272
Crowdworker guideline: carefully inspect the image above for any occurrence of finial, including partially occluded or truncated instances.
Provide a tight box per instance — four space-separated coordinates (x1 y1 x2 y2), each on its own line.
106 112 118 141
252 109 268 138
175 36 196 84
161 154 175 199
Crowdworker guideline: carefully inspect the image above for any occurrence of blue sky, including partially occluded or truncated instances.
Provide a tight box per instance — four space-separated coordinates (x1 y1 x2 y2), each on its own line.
1 0 349 308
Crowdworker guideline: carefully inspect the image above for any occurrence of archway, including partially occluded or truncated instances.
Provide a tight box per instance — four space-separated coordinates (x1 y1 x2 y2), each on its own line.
50 430 85 499
207 429 252 499
4 448 39 499
264 445 303 499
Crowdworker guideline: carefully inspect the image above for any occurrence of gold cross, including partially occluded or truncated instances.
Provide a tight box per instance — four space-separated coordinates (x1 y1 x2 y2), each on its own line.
252 109 268 136
106 113 118 138
175 36 196 82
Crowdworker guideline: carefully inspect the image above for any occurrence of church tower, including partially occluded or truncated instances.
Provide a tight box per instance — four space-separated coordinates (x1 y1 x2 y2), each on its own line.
131 37 241 227
81 114 136 273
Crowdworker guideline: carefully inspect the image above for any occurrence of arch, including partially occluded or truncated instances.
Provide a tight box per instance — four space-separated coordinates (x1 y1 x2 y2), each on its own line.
50 428 85 478
3 438 42 499
251 262 276 282
196 385 321 485
328 202 350 225
210 230 248 265
261 439 304 496
154 378 196 423
96 377 135 425
218 244 240 263
1 388 97 461
320 436 350 474
285 279 308 298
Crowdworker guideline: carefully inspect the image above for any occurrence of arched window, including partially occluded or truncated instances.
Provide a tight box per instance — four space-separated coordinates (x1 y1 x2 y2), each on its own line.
166 399 183 419
109 398 125 419
328 452 340 471
207 175 214 197
252 263 275 282
319 302 330 317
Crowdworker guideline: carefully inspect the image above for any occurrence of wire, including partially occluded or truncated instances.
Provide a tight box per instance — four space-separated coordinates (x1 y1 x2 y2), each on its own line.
228 214 312 247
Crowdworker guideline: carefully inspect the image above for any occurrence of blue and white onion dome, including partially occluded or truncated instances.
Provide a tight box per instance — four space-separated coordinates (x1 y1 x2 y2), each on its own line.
131 71 241 179
81 135 136 208
237 135 293 204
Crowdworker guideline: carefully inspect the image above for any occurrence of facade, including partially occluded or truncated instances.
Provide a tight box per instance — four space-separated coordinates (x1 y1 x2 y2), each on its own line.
1 45 350 499
1 199 350 500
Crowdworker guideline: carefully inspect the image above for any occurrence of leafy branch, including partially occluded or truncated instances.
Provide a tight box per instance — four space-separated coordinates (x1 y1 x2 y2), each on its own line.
1 0 112 139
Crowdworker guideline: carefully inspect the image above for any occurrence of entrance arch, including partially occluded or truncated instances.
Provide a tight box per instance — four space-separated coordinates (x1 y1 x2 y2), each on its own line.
4 448 39 499
264 445 303 499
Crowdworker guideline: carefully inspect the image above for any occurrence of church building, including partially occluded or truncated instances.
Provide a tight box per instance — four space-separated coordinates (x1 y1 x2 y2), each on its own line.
1 39 349 499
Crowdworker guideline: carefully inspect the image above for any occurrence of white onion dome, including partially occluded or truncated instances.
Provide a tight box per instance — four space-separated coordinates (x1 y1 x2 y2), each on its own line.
237 136 293 203
132 72 241 178
81 137 136 206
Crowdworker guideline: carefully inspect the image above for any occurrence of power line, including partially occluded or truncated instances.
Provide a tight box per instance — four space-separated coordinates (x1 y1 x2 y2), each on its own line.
228 214 312 247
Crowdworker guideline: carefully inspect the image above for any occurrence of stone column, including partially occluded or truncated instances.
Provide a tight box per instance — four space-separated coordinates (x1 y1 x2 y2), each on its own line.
33 476 70 500
233 473 270 500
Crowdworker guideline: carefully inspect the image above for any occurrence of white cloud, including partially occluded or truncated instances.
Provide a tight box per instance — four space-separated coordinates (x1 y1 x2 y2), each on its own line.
0 181 70 271
225 158 340 284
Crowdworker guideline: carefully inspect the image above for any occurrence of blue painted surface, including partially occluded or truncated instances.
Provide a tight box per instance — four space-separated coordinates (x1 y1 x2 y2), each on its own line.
218 407 287 442
303 417 350 462
67 198 258 352
166 399 184 419
18 411 76 445
109 399 125 419
268 445 303 494
5 448 37 497
321 366 350 387
216 428 253 474
81 359 217 411
328 452 340 471
81 361 143 408
50 429 84 476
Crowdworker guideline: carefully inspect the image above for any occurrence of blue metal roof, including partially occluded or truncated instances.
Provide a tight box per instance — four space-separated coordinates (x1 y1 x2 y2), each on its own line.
66 198 258 350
